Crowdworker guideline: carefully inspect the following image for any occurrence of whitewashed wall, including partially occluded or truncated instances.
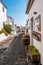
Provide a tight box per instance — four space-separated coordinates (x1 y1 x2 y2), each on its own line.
25 21 30 35
28 0 43 64
0 2 7 30
7 16 14 25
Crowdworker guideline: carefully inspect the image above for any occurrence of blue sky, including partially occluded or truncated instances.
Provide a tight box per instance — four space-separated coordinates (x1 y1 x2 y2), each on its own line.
3 0 28 26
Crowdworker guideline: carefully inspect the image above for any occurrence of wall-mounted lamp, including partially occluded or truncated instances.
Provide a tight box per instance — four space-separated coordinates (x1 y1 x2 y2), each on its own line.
33 12 37 15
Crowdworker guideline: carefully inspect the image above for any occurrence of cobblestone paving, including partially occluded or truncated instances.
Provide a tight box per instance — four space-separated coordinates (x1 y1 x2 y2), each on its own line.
0 34 27 65
0 33 37 65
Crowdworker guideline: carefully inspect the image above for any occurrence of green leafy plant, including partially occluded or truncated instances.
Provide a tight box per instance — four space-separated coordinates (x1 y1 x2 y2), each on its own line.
28 45 40 55
4 24 12 34
0 31 2 34
1 28 8 36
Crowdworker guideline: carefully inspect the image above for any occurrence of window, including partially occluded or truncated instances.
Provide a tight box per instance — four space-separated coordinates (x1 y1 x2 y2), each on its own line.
34 15 41 31
2 7 4 12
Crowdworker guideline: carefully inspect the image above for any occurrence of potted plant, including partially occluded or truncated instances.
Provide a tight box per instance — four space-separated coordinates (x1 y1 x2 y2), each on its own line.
28 45 41 64
22 34 30 46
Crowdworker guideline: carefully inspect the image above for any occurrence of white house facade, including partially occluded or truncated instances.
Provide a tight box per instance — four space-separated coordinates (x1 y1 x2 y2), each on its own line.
26 0 43 65
6 16 14 34
0 0 7 30
20 25 25 33
14 24 20 35
25 20 30 35
16 26 20 33
7 16 14 26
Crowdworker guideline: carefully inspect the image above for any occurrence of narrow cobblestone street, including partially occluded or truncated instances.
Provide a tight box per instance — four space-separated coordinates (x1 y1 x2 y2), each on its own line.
0 0 43 65
0 33 39 65
0 34 27 65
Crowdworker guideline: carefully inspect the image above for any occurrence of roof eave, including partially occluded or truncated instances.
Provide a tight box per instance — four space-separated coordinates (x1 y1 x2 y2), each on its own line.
26 0 34 14
0 0 7 9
